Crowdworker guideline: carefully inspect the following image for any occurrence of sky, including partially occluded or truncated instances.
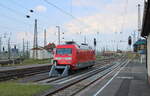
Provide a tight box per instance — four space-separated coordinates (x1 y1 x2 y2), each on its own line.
0 0 144 51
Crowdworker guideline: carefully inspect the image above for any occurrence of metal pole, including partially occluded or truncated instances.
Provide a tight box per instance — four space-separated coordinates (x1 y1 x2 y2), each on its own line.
133 31 136 44
27 41 29 58
138 4 141 39
33 19 38 59
56 26 60 45
84 36 86 44
23 38 25 58
44 29 47 46
8 37 10 60
0 37 1 53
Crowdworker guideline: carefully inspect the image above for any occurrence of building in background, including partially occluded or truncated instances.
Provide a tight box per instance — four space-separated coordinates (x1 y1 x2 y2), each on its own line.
30 47 52 59
133 39 146 54
30 43 56 60
0 46 19 60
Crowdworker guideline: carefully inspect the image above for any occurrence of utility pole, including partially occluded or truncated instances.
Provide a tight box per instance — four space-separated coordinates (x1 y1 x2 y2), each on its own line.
138 4 141 40
94 38 97 54
26 41 29 58
33 19 38 59
128 36 132 51
44 29 47 46
56 26 60 45
8 37 10 59
23 38 25 58
132 31 136 44
0 37 1 53
84 36 86 44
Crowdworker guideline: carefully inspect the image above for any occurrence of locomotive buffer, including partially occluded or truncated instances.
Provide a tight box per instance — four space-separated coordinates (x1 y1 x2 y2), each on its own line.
49 62 70 77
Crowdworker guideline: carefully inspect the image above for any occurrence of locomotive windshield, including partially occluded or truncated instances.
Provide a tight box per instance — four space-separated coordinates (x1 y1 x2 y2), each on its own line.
56 48 72 54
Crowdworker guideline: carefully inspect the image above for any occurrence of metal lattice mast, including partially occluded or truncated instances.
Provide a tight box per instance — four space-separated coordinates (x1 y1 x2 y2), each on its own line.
26 41 29 58
44 29 47 46
84 36 86 44
0 37 1 53
33 19 38 59
56 26 60 45
138 4 141 39
8 38 10 59
23 38 25 58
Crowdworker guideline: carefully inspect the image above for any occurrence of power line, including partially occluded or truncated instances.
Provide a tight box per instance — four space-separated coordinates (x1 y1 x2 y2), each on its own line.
0 3 33 27
8 0 49 27
0 2 45 29
0 1 46 35
9 0 60 29
9 0 29 10
120 0 129 33
0 2 25 17
44 0 96 34
0 12 32 27
44 0 77 20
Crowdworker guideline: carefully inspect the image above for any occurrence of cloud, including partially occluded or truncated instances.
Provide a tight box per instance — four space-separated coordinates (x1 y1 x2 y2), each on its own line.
72 0 95 7
72 0 105 7
63 0 143 35
43 27 58 43
64 13 137 35
35 5 47 12
20 0 143 48
15 32 33 44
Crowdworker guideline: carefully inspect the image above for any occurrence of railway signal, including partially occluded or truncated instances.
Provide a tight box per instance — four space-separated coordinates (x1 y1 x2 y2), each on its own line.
56 26 61 45
128 36 132 46
94 38 96 47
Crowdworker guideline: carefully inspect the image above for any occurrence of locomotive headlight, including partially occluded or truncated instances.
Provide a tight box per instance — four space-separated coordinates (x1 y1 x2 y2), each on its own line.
64 57 72 60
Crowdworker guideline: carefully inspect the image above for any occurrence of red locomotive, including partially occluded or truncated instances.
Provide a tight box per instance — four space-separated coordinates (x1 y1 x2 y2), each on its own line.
49 41 96 76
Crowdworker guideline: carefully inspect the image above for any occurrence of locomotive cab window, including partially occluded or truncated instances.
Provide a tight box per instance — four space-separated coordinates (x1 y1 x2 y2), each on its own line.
56 48 72 54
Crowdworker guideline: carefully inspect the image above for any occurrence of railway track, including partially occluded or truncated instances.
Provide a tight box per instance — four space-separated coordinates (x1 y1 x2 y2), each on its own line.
11 58 119 83
32 57 120 84
0 64 51 82
35 57 127 96
0 56 122 82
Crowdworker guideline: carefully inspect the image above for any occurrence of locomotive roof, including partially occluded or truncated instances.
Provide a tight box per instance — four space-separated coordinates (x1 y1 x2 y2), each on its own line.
56 43 93 50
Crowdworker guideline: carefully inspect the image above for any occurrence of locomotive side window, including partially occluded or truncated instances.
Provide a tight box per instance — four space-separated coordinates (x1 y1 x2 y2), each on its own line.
56 48 72 54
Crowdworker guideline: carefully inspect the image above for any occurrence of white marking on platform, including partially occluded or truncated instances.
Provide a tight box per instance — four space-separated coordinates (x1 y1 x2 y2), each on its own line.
117 76 134 79
93 60 130 96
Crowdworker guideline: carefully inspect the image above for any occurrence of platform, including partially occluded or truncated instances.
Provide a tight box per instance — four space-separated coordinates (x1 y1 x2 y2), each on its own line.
0 63 52 72
77 59 150 96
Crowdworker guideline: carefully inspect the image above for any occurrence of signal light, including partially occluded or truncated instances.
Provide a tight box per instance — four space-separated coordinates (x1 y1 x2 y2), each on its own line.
128 36 132 45
94 38 96 47
26 15 30 18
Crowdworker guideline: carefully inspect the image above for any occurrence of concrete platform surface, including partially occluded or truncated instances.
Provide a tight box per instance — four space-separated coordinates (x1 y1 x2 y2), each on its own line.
0 63 51 72
76 60 150 96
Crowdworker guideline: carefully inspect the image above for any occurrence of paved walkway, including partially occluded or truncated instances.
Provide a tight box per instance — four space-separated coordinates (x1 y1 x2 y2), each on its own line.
77 59 150 96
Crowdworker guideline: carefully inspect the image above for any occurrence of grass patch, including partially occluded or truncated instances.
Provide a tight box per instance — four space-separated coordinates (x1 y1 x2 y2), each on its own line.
96 55 104 60
22 59 51 65
3 59 51 67
126 52 136 59
0 82 52 96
